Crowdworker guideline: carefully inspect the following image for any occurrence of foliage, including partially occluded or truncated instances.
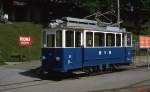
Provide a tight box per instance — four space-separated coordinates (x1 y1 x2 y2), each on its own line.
78 0 150 35
0 22 42 62
0 61 5 65
80 0 112 13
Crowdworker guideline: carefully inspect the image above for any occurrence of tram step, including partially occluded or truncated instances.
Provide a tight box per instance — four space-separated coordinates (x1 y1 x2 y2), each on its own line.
73 71 86 74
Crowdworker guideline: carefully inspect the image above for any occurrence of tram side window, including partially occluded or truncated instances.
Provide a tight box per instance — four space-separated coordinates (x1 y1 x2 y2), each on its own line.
56 31 62 47
106 33 115 46
47 34 55 47
75 32 81 47
127 33 131 46
86 32 93 47
66 31 74 47
94 33 104 47
116 34 121 46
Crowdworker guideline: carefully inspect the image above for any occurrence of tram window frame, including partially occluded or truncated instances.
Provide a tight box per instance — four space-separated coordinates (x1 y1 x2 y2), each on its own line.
47 34 55 47
116 34 121 47
94 32 105 47
86 32 93 47
65 31 74 47
56 30 62 47
106 33 115 47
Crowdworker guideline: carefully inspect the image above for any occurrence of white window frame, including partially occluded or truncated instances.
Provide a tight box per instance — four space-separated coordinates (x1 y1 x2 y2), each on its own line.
104 33 106 47
121 33 123 47
63 29 84 48
62 29 66 48
45 31 56 48
74 31 75 48
105 32 116 47
94 32 105 47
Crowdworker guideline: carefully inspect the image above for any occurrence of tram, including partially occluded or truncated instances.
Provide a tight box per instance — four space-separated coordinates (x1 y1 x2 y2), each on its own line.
41 17 132 73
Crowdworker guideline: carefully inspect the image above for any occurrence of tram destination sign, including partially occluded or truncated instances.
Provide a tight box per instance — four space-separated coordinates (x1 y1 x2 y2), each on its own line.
139 36 150 48
19 36 32 46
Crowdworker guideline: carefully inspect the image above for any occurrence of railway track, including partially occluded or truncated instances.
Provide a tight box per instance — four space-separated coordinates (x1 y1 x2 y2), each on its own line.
89 79 150 92
0 65 148 92
0 79 54 92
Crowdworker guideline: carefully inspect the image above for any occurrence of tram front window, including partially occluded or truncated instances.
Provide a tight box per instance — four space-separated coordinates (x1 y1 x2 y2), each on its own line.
47 34 55 47
66 31 74 47
56 31 62 47
42 31 46 47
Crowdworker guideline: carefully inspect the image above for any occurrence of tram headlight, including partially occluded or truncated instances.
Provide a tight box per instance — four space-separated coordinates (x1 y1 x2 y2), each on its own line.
42 56 46 60
56 57 61 61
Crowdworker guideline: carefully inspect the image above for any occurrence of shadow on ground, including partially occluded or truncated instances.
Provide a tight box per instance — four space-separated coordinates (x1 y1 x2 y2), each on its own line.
19 67 83 81
19 67 130 81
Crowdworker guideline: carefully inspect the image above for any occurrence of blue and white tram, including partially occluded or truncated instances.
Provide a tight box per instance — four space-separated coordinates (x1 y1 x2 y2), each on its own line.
41 17 132 72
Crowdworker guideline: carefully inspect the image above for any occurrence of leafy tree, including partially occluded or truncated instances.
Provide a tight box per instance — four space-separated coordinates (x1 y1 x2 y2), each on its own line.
118 0 150 34
80 0 112 13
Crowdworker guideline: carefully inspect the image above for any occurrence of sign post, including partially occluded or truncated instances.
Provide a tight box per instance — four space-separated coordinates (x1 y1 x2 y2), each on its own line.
147 49 150 69
19 36 32 61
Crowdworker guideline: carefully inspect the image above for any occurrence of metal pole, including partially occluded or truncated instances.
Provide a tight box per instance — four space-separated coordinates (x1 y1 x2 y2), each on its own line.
147 49 150 69
117 0 120 28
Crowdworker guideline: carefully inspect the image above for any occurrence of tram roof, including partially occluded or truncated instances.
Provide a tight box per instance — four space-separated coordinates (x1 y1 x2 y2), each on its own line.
46 17 126 33
62 17 97 25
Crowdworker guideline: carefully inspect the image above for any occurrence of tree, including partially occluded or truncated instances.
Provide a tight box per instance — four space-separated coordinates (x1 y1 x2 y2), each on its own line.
79 0 112 13
119 0 150 34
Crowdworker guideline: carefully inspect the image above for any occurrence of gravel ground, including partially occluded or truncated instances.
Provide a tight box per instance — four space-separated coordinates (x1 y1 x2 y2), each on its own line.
0 60 150 92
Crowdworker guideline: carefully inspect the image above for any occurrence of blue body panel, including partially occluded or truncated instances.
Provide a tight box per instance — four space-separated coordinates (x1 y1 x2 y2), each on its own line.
41 48 63 71
84 48 126 66
63 48 82 71
42 47 132 72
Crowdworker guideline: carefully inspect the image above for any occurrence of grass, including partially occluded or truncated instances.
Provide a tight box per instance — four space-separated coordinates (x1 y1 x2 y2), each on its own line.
0 22 42 62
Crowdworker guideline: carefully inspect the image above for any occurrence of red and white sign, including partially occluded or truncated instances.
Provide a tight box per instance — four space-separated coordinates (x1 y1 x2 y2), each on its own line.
139 36 150 48
19 36 32 46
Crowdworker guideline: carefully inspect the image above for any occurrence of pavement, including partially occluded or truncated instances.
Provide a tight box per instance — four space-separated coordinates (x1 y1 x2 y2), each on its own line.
0 60 150 92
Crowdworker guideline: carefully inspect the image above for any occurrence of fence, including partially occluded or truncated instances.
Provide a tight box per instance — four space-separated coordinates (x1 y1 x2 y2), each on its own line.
132 41 150 69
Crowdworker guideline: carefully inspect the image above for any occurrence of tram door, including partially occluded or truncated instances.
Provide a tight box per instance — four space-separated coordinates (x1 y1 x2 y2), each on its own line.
64 30 83 70
123 33 132 63
75 31 84 69
125 33 132 63
75 31 83 68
